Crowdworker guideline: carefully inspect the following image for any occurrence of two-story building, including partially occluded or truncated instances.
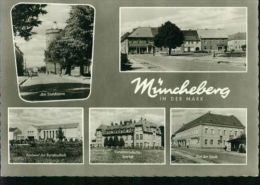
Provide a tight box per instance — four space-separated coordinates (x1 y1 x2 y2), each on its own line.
197 29 228 52
126 27 158 54
172 112 245 149
228 32 246 52
94 118 163 149
181 30 201 52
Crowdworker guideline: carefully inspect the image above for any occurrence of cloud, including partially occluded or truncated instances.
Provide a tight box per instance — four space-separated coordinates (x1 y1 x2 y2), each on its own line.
121 7 247 35
9 108 83 129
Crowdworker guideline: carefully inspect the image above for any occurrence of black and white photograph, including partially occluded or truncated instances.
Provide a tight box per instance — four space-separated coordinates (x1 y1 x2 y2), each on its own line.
12 3 95 102
89 108 165 164
120 7 247 72
171 108 247 164
8 108 84 164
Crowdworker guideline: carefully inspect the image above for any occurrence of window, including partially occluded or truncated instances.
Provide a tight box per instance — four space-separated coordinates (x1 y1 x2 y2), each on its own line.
235 131 237 136
218 140 221 145
126 135 128 140
210 139 213 145
136 134 139 140
211 129 214 135
136 143 139 147
205 139 208 145
218 129 221 135
204 46 207 50
205 128 208 134
140 134 143 140
223 130 226 135
140 143 143 148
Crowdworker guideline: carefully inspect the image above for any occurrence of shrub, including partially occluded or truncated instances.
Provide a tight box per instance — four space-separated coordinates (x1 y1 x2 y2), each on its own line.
238 144 246 153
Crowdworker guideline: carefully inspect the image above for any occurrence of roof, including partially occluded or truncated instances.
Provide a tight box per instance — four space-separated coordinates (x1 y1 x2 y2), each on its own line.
121 32 130 42
128 27 156 38
228 32 246 40
97 118 162 135
175 112 245 134
197 29 228 39
9 127 22 133
33 123 79 130
182 30 199 41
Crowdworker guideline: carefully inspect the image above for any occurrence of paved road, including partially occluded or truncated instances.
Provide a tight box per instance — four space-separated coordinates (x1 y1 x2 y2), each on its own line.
171 147 246 164
128 54 246 72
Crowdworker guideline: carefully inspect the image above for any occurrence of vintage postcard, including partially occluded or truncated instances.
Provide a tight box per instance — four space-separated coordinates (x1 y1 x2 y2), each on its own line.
170 108 247 164
8 107 84 164
11 3 95 102
89 108 165 164
120 7 247 72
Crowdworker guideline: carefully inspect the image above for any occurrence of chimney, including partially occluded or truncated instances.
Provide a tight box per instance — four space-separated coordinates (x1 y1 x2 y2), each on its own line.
144 118 147 124
115 123 118 126
111 122 113 126
134 120 136 124
120 121 123 125
130 119 132 124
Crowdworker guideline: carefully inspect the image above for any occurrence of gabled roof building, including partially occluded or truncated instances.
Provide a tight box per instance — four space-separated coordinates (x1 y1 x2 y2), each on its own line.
228 32 246 52
94 118 163 148
121 27 230 54
172 112 245 149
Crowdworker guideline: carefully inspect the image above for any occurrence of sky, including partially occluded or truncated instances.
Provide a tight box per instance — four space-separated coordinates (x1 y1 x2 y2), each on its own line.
13 4 72 68
120 7 247 36
9 108 83 134
171 108 247 134
89 108 165 140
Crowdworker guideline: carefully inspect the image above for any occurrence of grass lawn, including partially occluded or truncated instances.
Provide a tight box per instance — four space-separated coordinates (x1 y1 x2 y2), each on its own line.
91 148 165 163
10 142 83 163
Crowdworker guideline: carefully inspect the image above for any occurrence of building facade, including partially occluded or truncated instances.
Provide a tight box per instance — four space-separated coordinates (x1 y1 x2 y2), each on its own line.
9 123 82 141
181 30 201 52
93 118 163 148
172 112 245 149
197 29 228 52
121 27 229 54
9 127 22 140
228 32 246 52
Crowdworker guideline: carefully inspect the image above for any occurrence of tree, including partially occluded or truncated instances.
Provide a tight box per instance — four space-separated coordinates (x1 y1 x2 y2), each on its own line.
104 137 109 147
159 126 164 147
57 127 65 142
113 136 119 147
241 44 246 51
12 4 47 41
119 137 125 148
45 5 94 76
108 137 113 148
154 21 184 55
